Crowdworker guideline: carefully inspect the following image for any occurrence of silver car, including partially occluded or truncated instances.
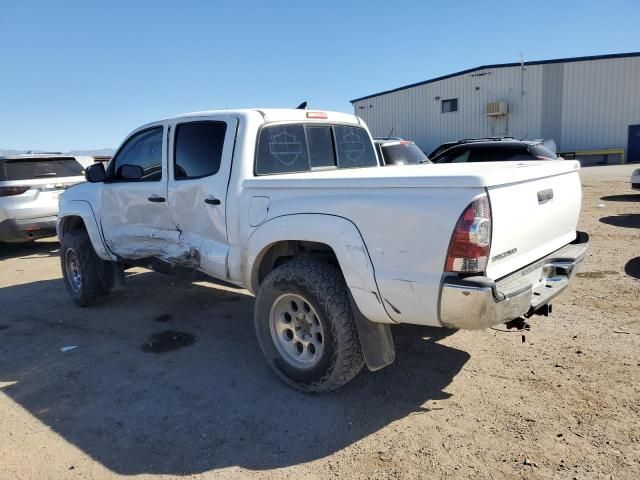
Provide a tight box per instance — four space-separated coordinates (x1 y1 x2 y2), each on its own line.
0 155 85 242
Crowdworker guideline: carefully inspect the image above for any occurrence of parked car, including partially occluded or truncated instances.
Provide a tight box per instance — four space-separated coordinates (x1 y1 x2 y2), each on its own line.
373 138 430 165
429 137 560 163
0 154 85 242
57 108 588 392
632 168 640 190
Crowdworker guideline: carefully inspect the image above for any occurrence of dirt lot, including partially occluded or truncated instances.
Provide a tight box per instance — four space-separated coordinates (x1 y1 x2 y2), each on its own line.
1 164 638 480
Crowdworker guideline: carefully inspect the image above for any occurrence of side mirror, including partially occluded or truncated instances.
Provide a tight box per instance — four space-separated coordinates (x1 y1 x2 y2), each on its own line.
85 163 106 183
118 164 144 180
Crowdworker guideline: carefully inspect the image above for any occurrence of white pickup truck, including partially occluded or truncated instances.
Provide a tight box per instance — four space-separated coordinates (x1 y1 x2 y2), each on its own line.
57 108 588 392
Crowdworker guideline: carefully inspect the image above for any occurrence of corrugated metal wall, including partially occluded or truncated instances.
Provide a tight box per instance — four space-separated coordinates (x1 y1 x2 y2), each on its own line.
561 57 640 151
353 56 640 156
354 65 544 154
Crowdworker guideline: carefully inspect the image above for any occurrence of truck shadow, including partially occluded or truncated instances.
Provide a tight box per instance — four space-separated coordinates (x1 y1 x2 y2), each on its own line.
0 238 60 260
600 194 640 202
599 214 640 229
0 269 467 475
625 257 640 280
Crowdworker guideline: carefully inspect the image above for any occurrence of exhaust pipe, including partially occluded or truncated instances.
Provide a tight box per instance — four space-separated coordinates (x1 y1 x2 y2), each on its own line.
26 231 35 239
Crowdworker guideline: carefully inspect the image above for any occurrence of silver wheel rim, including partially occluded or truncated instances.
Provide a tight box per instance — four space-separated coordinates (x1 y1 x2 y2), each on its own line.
269 293 325 369
65 248 82 292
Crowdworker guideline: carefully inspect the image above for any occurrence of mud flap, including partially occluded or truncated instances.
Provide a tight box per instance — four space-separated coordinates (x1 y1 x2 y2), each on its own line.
98 260 125 292
348 292 395 371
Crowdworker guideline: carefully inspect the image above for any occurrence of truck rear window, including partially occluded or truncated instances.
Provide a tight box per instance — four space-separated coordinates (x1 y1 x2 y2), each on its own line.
0 157 84 181
255 124 378 175
381 143 430 165
528 144 557 160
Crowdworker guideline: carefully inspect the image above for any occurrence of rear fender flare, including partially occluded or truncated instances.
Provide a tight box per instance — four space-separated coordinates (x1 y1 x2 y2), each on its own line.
242 213 394 325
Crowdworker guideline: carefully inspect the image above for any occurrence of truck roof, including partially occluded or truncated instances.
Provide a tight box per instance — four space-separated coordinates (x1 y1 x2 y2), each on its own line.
157 108 361 126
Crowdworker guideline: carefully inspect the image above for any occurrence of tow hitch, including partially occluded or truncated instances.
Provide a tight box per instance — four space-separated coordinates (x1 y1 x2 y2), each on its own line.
504 317 531 343
527 303 553 317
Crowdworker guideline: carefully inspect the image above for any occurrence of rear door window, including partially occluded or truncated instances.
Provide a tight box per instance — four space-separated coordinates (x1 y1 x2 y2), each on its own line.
0 157 84 180
174 121 227 179
334 126 378 169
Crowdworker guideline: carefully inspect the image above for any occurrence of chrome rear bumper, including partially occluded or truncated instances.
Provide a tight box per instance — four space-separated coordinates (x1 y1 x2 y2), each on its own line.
439 232 588 330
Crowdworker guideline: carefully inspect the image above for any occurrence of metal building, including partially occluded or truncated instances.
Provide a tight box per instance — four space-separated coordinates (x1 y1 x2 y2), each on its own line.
351 52 640 164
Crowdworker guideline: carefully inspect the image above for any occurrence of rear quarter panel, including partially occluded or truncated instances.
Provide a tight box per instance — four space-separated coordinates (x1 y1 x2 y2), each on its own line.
238 180 482 326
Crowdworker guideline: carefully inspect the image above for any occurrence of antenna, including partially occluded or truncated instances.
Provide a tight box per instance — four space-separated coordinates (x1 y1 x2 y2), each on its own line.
520 52 525 99
386 127 394 140
296 101 308 110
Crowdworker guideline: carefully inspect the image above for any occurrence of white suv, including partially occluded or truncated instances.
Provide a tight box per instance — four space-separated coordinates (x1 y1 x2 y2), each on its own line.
0 154 85 242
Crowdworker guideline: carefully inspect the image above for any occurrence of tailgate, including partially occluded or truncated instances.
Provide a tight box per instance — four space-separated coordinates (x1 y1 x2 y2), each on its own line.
486 169 582 280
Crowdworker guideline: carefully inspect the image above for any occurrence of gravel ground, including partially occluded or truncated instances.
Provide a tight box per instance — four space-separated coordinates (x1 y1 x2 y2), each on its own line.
0 164 638 480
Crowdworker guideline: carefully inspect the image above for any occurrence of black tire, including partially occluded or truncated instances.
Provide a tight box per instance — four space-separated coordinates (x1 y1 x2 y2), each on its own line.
60 229 109 306
254 257 365 393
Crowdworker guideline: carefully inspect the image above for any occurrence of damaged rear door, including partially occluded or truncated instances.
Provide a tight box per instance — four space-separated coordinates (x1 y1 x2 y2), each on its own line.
167 116 238 277
100 124 180 258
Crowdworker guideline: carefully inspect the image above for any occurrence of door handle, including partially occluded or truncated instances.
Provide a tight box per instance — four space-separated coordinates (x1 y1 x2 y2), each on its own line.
204 197 221 205
148 195 166 203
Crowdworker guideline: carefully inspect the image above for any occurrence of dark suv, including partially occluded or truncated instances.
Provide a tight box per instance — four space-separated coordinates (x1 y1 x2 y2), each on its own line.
429 138 560 163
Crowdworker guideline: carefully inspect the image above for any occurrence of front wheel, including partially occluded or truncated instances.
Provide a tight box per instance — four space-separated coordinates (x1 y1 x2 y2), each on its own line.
60 230 109 306
254 258 365 393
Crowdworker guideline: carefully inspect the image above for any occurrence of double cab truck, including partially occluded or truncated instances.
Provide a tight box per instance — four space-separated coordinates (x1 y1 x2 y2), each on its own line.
57 108 588 392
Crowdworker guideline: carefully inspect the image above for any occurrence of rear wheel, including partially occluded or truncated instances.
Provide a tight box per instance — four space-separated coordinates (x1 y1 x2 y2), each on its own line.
254 258 365 392
60 230 109 306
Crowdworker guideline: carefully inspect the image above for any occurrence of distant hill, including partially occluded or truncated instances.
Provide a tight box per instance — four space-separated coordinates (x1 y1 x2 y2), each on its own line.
0 148 115 157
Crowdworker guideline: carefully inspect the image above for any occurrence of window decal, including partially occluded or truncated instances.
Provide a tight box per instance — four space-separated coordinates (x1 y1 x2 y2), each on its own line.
339 129 366 163
268 128 304 166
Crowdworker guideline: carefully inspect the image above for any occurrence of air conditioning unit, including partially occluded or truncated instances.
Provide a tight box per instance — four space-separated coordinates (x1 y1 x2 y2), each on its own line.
485 101 508 116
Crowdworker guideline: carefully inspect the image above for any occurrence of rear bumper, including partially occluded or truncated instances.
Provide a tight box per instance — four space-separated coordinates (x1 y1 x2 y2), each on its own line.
439 231 589 330
0 216 58 242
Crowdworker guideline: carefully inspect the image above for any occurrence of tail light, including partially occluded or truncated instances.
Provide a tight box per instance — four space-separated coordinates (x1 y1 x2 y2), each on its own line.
0 186 30 197
445 195 492 273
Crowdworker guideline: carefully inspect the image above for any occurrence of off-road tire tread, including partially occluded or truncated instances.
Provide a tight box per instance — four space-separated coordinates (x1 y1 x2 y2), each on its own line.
255 257 365 393
60 230 108 306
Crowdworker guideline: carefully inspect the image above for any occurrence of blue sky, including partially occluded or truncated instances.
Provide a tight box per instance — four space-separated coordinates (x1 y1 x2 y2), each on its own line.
1 0 639 151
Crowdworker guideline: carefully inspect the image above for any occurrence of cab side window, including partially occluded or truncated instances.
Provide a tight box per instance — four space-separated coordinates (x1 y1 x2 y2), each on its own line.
112 127 163 181
450 149 471 163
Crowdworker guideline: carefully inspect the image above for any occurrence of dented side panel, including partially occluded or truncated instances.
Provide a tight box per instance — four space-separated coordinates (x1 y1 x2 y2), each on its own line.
97 123 184 261
99 180 180 260
165 115 239 279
